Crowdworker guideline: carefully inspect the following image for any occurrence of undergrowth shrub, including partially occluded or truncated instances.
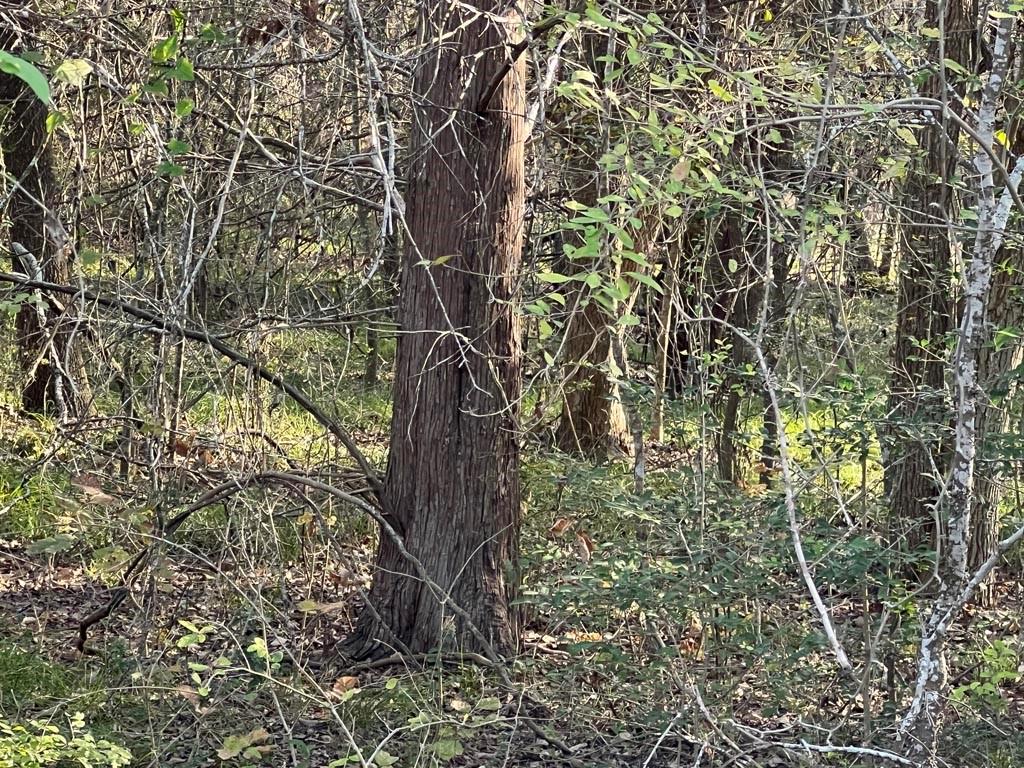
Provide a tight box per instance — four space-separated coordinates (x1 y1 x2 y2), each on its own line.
0 714 131 768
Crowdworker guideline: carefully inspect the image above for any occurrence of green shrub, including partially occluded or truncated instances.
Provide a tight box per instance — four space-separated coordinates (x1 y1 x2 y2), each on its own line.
0 714 131 768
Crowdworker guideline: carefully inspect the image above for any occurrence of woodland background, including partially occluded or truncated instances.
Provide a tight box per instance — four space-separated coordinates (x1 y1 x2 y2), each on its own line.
1 0 1024 766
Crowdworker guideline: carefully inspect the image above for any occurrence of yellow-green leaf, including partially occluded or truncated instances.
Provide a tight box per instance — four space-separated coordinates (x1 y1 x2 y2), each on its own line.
54 58 92 87
708 79 734 102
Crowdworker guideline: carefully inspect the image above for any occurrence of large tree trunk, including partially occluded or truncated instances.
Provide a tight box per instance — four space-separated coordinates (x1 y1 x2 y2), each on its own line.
0 20 81 417
969 316 1018 604
343 0 526 660
884 0 973 558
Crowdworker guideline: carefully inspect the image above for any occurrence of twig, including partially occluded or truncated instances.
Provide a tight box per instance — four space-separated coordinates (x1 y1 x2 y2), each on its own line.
75 479 248 652
0 270 383 499
476 2 586 114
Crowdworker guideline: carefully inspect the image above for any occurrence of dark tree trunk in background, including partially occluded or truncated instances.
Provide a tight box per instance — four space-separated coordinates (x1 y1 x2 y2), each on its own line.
363 227 399 387
0 19 80 416
552 33 630 460
555 295 631 458
650 248 679 442
884 0 972 559
343 0 526 660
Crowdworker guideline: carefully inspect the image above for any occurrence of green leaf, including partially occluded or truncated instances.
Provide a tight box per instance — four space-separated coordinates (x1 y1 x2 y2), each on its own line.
167 138 191 155
247 636 269 659
169 57 194 81
942 58 969 76
54 58 92 87
200 23 224 42
584 6 627 32
879 158 908 182
170 7 186 33
893 126 918 147
993 327 1020 351
430 738 464 761
152 35 179 64
157 161 185 177
45 111 67 133
143 79 169 95
0 50 51 103
177 630 207 649
217 728 271 760
626 271 662 293
537 271 572 284
708 79 733 102
26 533 76 555
477 696 502 711
175 98 195 118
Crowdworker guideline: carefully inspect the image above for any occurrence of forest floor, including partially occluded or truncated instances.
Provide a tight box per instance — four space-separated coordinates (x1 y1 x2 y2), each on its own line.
2 404 1024 767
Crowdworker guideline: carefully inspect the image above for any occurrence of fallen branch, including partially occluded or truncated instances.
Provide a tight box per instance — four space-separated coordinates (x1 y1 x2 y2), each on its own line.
76 479 246 652
0 269 383 499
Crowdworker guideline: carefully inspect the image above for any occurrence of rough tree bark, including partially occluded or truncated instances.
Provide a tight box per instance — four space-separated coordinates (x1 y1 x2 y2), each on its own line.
343 0 526 660
884 0 973 558
0 15 81 416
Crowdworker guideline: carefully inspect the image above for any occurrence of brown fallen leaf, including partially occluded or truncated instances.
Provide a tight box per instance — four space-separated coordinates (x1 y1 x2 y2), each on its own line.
328 675 360 700
575 531 595 562
172 436 194 457
70 474 117 505
549 518 572 537
174 685 205 711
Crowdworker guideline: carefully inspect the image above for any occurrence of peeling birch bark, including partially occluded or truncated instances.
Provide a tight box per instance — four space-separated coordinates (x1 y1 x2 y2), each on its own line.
898 10 1019 762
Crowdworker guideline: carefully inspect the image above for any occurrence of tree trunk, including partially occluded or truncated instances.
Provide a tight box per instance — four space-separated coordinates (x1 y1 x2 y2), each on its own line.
650 249 679 442
967 117 1024 599
967 242 1023 601
899 11 1016 760
0 23 82 417
343 0 526 660
884 0 972 559
555 296 630 458
551 32 630 460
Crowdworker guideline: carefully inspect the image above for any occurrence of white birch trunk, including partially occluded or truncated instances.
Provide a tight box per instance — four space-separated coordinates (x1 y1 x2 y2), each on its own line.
898 11 1020 761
